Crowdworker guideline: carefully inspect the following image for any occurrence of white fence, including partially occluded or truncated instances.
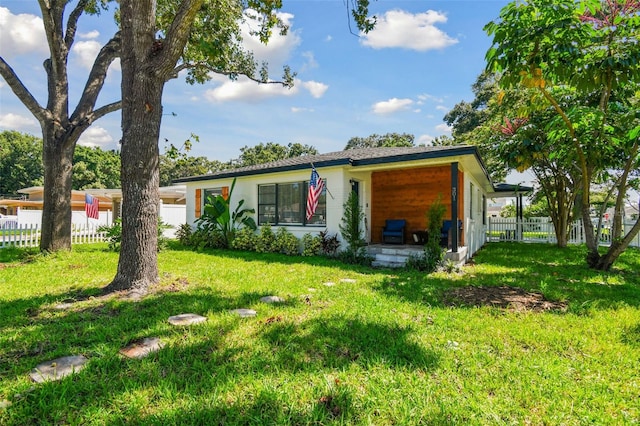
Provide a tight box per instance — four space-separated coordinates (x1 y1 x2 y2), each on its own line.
0 224 106 249
488 217 640 247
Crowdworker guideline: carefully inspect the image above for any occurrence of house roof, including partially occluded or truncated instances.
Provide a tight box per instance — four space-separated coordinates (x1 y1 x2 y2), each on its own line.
173 145 491 183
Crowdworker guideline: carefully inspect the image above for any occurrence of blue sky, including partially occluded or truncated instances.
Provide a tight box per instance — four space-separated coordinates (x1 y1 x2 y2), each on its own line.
0 1 512 164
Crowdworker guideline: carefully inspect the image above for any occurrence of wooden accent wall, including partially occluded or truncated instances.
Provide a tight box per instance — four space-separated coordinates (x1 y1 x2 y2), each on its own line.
371 166 464 244
195 189 202 218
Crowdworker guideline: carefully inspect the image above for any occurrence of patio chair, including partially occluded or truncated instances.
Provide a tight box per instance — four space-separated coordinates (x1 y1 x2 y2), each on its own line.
440 220 463 247
382 219 406 244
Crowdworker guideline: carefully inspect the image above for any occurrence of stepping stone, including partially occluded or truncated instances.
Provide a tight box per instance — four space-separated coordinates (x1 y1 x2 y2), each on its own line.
340 278 357 283
168 313 207 326
323 282 336 287
53 302 74 310
30 355 88 383
260 296 285 304
232 308 256 318
119 337 165 359
308 288 317 292
0 400 11 409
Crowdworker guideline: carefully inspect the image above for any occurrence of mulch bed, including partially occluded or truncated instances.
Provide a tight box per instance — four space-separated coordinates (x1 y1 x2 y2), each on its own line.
444 285 567 312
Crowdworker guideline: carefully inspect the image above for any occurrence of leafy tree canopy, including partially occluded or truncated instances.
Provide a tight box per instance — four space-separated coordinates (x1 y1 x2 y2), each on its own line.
0 131 44 196
345 133 415 150
233 142 318 167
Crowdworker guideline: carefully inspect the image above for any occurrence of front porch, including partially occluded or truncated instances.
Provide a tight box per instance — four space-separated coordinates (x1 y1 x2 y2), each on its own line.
368 244 469 268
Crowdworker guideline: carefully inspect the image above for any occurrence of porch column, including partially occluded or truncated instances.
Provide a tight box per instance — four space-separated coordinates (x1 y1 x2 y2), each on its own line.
451 162 458 253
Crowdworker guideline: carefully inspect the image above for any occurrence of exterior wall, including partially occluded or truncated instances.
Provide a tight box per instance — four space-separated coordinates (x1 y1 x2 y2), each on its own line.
370 165 464 244
463 170 488 258
185 166 352 242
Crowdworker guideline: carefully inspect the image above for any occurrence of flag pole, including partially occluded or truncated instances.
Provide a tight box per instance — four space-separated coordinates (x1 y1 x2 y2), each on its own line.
310 162 334 200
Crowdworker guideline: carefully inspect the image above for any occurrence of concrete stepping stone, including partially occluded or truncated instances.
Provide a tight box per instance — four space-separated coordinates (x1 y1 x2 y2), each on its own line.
340 278 357 283
0 400 11 409
232 308 256 318
30 355 88 383
53 302 75 310
119 337 165 359
260 296 285 304
168 313 207 326
323 282 336 287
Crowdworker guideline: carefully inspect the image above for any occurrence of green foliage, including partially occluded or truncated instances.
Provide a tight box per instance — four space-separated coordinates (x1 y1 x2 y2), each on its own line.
423 195 447 272
344 133 415 150
98 219 171 252
98 219 122 252
339 191 366 256
0 131 43 195
301 233 322 256
233 142 318 167
274 227 300 256
195 178 256 248
256 224 277 253
319 230 340 256
160 138 229 186
231 227 259 251
176 224 193 246
500 204 517 218
72 146 121 189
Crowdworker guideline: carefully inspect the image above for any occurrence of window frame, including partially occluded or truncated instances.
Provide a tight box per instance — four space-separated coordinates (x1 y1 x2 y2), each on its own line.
257 179 326 226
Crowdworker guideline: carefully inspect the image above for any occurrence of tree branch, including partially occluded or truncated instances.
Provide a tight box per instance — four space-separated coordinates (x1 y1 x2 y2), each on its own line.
0 57 47 123
70 32 122 124
170 62 292 87
89 101 122 123
64 0 89 49
156 0 205 80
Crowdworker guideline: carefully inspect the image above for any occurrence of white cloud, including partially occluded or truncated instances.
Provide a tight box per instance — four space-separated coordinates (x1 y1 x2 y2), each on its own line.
204 76 299 103
300 51 318 72
361 10 458 51
72 40 121 72
372 98 413 115
72 40 101 69
301 81 328 98
418 93 445 103
0 7 47 56
418 134 435 145
0 113 39 132
79 30 100 39
435 123 452 133
204 76 327 103
77 126 115 148
436 105 450 112
325 35 333 42
241 11 301 69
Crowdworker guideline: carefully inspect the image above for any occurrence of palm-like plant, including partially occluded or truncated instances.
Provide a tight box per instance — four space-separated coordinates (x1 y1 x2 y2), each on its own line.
196 178 257 248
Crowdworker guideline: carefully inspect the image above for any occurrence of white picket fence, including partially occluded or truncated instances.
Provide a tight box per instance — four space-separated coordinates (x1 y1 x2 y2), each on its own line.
0 224 106 249
488 217 640 247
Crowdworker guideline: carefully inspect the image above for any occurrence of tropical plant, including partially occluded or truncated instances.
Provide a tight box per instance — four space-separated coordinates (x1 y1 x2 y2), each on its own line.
339 191 366 255
195 178 256 249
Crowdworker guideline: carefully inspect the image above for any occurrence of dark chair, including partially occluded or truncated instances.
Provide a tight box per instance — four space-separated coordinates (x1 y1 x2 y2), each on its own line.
382 219 406 244
440 220 463 247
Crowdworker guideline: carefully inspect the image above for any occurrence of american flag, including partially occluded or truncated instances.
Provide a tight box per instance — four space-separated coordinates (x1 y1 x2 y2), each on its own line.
306 168 324 221
85 193 99 220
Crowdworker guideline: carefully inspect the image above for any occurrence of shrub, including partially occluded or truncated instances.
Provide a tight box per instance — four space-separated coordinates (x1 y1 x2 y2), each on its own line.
256 224 277 253
274 227 300 255
232 227 258 251
176 223 193 246
319 230 340 256
190 227 226 249
98 218 170 252
301 233 322 256
339 190 366 257
337 249 373 266
98 219 122 252
422 195 447 272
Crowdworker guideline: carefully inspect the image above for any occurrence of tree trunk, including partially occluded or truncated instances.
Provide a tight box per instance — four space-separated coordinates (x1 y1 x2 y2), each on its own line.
104 0 163 294
39 125 75 252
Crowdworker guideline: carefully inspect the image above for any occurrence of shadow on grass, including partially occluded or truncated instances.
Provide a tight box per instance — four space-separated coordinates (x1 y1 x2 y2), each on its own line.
372 243 640 313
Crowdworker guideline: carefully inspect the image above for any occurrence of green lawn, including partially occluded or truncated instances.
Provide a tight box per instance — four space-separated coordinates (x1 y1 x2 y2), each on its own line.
1 243 639 425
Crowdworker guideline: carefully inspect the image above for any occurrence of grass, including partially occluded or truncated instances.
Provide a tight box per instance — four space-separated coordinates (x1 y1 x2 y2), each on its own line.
1 242 639 425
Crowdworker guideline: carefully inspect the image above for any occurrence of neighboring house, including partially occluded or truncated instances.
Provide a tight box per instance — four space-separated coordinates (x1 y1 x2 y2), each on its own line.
0 185 186 231
175 146 525 260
